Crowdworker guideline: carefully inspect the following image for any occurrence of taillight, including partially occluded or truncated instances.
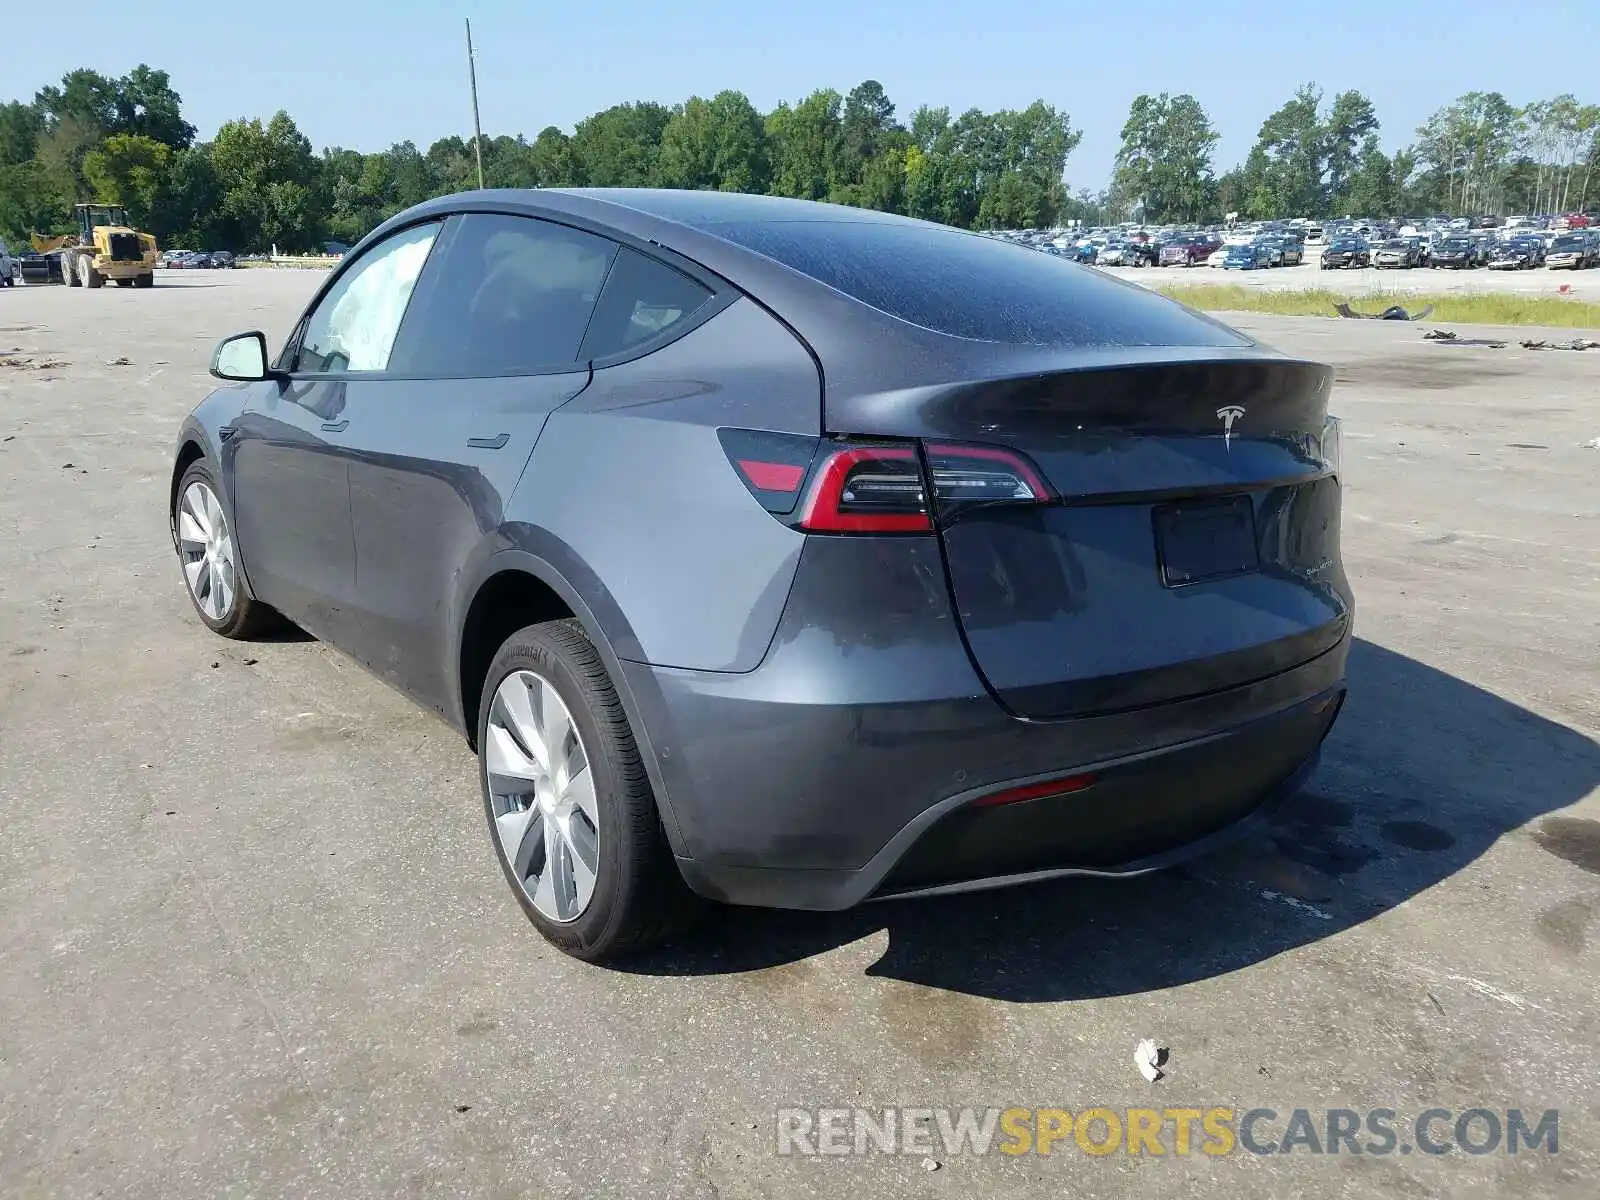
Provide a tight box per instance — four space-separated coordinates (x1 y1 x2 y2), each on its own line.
798 441 1050 534
718 430 1050 534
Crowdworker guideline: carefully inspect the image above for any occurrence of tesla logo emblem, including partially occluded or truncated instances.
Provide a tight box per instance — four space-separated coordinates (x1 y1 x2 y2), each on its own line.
1216 405 1246 442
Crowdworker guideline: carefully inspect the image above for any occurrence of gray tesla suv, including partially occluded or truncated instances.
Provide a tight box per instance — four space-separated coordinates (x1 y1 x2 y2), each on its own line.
171 189 1351 961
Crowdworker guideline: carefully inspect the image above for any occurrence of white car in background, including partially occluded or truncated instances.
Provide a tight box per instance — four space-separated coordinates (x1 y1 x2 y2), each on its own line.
0 239 17 286
1207 247 1229 267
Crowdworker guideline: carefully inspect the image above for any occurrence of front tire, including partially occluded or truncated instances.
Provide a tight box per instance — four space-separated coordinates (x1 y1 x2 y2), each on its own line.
174 460 280 638
479 620 693 962
134 272 154 288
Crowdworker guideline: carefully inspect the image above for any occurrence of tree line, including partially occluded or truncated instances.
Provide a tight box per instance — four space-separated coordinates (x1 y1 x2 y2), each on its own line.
1112 85 1600 225
2 66 1596 253
0 67 1077 251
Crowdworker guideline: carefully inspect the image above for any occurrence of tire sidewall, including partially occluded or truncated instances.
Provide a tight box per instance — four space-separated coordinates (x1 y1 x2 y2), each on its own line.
175 460 244 634
477 628 636 957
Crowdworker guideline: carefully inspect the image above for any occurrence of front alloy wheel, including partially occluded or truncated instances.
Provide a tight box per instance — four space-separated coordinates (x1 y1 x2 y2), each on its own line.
173 460 279 638
178 479 238 622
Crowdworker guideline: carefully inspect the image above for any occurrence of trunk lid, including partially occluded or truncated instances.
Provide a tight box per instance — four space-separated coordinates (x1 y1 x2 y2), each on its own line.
854 356 1350 720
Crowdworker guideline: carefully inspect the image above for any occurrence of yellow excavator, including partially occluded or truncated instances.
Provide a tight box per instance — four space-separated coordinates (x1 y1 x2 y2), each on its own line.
32 204 159 288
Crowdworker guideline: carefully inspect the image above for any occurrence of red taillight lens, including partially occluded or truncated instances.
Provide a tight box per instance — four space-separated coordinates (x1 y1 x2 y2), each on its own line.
797 441 1050 534
798 446 930 533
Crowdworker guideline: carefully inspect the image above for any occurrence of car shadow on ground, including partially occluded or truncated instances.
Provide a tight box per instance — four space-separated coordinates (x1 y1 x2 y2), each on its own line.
620 638 1600 1000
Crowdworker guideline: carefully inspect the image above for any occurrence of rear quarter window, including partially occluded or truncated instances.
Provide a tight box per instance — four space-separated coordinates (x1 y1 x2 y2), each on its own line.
706 220 1246 348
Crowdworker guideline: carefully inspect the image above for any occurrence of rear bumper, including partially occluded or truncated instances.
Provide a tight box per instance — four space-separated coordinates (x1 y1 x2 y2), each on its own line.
670 681 1343 910
620 533 1351 910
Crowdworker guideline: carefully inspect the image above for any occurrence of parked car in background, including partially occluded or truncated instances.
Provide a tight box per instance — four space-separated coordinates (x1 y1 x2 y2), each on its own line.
1072 243 1099 264
1207 246 1230 267
16 250 50 281
1373 238 1421 269
1545 232 1595 270
1161 237 1217 266
1428 237 1475 269
1510 234 1547 266
1488 239 1540 270
171 189 1350 961
209 251 236 269
1097 241 1134 266
1320 236 1371 269
1222 242 1273 270
1270 237 1304 266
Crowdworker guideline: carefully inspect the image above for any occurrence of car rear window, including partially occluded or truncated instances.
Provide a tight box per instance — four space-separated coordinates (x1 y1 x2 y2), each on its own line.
705 220 1246 348
579 247 713 360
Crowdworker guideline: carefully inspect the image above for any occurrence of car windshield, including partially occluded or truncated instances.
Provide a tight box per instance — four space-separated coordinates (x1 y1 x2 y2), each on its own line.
1383 239 1408 249
1552 236 1584 249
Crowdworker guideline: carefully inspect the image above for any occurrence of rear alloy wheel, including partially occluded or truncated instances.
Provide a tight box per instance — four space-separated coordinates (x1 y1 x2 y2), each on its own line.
479 620 693 961
174 461 279 638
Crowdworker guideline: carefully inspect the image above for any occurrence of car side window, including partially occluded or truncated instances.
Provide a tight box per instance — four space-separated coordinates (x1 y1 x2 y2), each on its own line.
579 248 714 361
293 222 440 374
393 214 617 377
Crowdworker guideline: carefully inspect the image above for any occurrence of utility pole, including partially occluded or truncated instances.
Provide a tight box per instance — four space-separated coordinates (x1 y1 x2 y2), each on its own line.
466 17 485 190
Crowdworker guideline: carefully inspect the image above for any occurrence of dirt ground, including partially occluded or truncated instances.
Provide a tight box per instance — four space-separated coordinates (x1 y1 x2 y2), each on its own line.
1 273 1597 1199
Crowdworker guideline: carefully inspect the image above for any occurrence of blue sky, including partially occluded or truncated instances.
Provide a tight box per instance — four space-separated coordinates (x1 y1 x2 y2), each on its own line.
15 0 1600 188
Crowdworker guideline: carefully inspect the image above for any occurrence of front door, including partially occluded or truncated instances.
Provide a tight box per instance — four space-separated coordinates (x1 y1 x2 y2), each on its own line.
226 219 443 646
228 378 358 640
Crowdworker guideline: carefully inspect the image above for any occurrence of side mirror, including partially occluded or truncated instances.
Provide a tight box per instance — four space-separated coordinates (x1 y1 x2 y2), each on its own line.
210 331 278 382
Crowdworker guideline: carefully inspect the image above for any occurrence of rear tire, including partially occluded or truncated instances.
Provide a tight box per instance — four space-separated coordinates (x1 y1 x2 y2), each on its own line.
134 272 154 289
478 620 696 962
63 254 79 287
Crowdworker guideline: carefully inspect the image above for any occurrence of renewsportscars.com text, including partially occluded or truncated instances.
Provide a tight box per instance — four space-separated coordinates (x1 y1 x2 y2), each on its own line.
775 1106 1559 1158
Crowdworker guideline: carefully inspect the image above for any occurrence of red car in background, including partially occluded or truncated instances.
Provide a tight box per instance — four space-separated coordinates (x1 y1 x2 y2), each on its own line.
1160 236 1221 266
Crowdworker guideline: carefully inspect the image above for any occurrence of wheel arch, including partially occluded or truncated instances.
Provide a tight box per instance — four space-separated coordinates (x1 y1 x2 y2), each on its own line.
169 436 208 547
452 545 688 855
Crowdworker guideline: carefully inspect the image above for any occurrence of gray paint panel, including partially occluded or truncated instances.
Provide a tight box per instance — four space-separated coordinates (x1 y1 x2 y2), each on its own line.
514 299 818 672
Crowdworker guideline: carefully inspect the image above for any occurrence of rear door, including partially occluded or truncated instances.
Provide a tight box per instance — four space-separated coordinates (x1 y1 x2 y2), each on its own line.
338 213 622 717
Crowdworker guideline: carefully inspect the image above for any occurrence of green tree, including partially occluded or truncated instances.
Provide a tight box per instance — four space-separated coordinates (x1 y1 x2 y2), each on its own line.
35 69 120 134
1112 93 1218 222
147 146 221 246
0 101 43 166
569 102 672 187
528 127 578 187
111 66 195 149
1322 90 1379 210
210 111 323 251
1341 137 1397 216
1242 85 1324 218
766 89 842 201
82 133 173 227
659 91 768 192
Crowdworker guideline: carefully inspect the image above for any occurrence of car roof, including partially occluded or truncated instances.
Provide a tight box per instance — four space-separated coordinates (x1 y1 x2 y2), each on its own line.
362 187 1282 403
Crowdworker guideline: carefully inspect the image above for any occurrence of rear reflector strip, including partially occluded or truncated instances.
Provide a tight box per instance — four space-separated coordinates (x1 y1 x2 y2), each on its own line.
971 774 1098 808
737 460 806 493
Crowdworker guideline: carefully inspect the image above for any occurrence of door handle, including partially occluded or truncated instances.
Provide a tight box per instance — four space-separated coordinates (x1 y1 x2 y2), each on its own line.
321 419 349 433
466 433 509 450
